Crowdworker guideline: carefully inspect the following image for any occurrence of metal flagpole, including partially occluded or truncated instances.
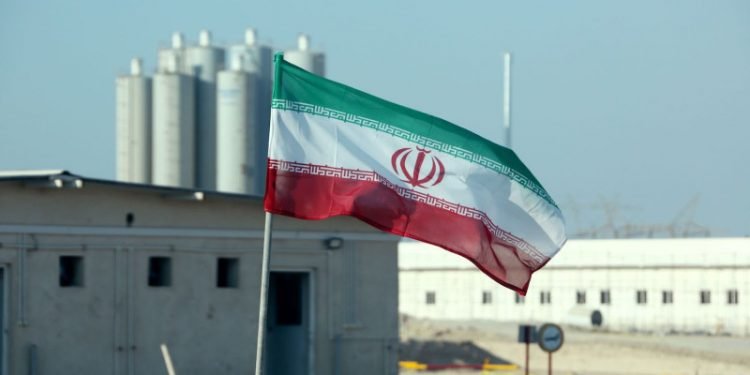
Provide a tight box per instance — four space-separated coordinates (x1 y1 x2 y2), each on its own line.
503 52 512 149
254 212 274 375
255 52 285 375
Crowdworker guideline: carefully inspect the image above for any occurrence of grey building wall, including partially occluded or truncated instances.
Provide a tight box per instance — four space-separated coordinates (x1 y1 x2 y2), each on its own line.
0 176 399 375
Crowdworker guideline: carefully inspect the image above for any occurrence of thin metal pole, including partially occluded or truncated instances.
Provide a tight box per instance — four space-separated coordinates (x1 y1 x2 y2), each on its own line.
254 212 274 375
503 52 512 149
548 352 552 375
524 341 529 375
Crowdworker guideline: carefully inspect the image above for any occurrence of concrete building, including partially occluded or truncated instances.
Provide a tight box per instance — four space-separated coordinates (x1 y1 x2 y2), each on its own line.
400 238 750 335
0 170 399 375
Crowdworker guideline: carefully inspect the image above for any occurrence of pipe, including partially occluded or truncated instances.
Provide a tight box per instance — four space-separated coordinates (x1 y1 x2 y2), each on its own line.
113 247 119 375
16 234 27 326
127 247 134 375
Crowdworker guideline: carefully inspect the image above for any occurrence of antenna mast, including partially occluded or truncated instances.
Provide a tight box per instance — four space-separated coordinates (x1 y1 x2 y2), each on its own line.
503 52 512 149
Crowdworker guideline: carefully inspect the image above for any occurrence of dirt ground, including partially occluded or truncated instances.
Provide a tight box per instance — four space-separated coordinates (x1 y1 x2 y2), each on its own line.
399 316 750 375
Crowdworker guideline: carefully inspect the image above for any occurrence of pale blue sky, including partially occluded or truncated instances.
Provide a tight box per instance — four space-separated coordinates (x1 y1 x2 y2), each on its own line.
0 1 748 236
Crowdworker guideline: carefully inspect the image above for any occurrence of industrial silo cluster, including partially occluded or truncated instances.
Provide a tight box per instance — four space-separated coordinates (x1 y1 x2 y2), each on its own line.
116 29 326 195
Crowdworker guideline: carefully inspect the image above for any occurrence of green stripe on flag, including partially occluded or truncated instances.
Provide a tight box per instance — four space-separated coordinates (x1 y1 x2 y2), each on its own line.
275 58 558 208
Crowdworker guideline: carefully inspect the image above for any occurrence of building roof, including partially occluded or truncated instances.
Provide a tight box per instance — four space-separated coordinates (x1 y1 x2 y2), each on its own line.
399 237 750 270
0 169 263 203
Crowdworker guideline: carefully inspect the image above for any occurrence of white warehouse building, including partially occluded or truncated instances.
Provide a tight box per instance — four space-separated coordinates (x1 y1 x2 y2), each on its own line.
399 238 750 335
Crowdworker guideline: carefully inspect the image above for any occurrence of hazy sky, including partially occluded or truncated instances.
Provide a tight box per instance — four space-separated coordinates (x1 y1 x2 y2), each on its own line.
1 1 748 236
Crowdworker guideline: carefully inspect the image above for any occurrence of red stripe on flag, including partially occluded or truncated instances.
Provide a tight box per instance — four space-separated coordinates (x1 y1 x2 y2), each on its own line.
264 167 548 295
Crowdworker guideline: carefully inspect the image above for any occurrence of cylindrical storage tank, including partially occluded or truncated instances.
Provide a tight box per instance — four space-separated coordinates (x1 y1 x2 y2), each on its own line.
284 34 326 76
563 307 605 330
227 29 273 78
185 30 226 190
152 72 195 188
216 69 260 194
116 58 152 183
226 28 274 193
157 32 188 74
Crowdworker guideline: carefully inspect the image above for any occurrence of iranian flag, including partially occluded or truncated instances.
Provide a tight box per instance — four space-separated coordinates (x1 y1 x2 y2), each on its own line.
264 55 566 294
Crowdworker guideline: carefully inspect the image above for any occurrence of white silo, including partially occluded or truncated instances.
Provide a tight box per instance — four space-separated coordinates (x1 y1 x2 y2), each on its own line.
216 54 261 194
219 28 274 195
227 28 273 78
152 55 196 188
185 29 225 190
116 58 152 184
157 32 188 74
284 34 325 76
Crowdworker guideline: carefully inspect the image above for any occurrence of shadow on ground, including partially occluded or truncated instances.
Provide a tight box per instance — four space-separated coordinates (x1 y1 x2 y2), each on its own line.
399 339 513 365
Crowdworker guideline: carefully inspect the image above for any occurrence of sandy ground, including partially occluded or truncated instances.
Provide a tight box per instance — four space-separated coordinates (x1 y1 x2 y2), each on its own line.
399 316 750 375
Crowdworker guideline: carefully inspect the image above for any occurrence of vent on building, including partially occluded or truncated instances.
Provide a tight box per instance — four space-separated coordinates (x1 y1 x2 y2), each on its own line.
636 290 648 305
727 289 739 305
217 257 239 288
425 291 436 305
576 290 586 304
148 256 172 287
540 291 551 304
662 290 674 304
59 256 84 287
481 291 492 304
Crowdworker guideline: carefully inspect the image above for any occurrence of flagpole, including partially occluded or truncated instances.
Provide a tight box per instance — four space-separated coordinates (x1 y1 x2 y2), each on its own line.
254 212 274 375
255 52 284 375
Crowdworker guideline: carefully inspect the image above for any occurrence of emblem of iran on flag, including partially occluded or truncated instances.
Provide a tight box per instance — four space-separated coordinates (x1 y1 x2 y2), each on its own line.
264 55 566 294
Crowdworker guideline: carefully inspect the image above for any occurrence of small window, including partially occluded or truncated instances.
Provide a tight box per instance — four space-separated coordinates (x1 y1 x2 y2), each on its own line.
636 290 647 304
540 291 551 305
216 258 239 288
700 290 711 304
148 257 172 287
59 256 84 287
662 290 673 304
481 291 492 304
425 291 436 305
727 289 739 305
576 290 586 305
600 290 611 305
515 294 525 304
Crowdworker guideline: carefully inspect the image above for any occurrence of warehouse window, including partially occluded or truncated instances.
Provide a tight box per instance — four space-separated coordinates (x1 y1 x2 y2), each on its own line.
148 257 172 287
425 291 436 305
515 294 525 304
216 257 239 288
700 290 711 304
576 290 586 305
727 289 739 305
540 291 551 304
600 290 611 305
482 291 492 304
662 290 673 304
59 256 84 287
636 290 647 304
